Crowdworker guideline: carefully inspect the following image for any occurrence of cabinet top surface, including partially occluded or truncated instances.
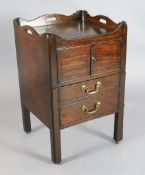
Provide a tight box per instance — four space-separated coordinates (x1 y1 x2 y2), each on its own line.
33 20 112 39
15 11 122 40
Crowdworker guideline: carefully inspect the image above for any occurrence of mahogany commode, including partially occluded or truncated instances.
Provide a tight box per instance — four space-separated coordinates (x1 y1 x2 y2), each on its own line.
13 10 127 164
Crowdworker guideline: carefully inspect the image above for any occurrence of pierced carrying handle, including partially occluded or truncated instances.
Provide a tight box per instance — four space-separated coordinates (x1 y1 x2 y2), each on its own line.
89 15 118 29
81 102 101 114
20 26 39 36
26 28 33 35
81 82 102 95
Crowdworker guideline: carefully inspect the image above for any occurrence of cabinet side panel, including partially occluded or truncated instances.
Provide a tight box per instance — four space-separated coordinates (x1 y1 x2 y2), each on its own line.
14 24 51 128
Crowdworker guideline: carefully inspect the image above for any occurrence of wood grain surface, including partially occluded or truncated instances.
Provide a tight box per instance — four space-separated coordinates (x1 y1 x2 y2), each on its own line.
14 10 127 163
59 74 120 102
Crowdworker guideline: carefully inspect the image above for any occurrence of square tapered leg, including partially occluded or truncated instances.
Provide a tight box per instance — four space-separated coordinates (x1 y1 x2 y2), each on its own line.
114 111 124 143
50 129 61 164
21 105 31 133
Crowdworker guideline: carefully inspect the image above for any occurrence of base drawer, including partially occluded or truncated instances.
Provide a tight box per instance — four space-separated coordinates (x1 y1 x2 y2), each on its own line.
60 90 119 128
59 74 120 102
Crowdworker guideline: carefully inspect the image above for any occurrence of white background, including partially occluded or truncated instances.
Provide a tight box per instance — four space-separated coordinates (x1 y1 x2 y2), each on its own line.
0 1 145 175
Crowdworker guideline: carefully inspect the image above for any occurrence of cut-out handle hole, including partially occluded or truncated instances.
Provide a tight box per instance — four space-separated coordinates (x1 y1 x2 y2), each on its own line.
100 19 107 24
46 17 56 23
26 29 33 35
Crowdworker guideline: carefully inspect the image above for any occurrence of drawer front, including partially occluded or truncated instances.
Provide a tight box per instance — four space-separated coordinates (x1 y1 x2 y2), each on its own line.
57 45 90 82
60 74 120 102
91 40 121 75
60 89 119 128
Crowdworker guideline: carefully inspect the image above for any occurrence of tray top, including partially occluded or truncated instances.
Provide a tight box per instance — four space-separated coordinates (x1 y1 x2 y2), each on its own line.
33 20 112 39
15 11 121 40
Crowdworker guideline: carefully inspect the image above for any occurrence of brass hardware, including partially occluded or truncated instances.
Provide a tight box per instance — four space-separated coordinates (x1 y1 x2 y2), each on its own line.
81 102 101 114
81 81 102 94
91 56 96 62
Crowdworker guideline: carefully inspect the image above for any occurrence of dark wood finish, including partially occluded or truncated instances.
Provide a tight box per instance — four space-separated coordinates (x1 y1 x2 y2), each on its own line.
57 69 121 87
50 89 61 163
13 23 52 128
60 88 119 128
114 22 127 143
13 10 127 164
91 40 121 75
86 14 119 30
49 34 61 163
21 105 31 133
34 21 115 39
57 45 90 82
114 73 126 142
59 74 120 102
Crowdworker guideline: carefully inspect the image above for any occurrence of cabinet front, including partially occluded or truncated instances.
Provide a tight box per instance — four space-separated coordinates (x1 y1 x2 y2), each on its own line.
60 89 119 128
57 45 90 82
57 40 121 84
59 74 120 102
91 40 121 75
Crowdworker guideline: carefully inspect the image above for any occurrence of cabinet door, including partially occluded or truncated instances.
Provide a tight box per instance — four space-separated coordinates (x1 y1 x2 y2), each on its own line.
57 45 90 82
91 40 121 75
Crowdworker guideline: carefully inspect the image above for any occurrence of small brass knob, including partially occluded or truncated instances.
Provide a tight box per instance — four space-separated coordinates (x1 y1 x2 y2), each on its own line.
81 85 86 91
97 81 102 87
91 56 96 63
